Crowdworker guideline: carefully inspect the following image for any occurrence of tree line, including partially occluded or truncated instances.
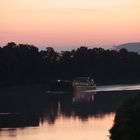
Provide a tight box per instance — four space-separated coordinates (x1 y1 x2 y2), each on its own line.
0 42 140 86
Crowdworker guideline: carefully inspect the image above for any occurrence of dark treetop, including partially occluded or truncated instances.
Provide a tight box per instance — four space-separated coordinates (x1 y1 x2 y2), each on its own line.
110 94 140 140
0 42 140 86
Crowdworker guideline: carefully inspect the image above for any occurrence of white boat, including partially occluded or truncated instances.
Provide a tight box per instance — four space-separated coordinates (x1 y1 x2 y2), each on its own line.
73 77 96 93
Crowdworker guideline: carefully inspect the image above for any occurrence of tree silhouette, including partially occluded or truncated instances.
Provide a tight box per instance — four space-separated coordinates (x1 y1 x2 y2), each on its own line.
0 42 140 85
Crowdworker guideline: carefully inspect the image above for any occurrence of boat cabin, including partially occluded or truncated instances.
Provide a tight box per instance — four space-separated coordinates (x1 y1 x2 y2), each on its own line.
73 77 95 86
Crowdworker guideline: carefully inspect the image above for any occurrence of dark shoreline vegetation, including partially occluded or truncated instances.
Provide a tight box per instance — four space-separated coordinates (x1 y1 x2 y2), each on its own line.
110 94 140 140
1 42 140 86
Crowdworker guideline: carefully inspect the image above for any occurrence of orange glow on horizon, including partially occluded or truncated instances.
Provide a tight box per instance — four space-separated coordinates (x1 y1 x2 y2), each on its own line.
0 0 140 49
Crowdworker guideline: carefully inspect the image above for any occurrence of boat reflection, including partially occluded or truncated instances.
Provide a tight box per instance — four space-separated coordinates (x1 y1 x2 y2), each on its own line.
73 90 96 102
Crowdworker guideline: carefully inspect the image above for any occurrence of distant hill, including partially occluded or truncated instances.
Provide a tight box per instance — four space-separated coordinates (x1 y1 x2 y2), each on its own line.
115 42 140 54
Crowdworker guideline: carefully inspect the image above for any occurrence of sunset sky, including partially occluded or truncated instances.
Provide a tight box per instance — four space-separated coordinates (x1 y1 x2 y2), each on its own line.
0 0 140 50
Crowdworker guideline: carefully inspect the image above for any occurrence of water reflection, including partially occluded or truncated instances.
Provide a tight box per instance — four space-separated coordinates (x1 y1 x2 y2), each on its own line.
0 85 138 129
0 114 115 140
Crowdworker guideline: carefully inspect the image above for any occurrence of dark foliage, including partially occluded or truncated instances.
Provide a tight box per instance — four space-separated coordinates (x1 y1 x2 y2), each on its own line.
110 94 140 140
0 42 140 85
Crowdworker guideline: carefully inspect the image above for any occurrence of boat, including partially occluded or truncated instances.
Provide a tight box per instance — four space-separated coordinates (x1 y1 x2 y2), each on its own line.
73 77 96 93
46 80 73 95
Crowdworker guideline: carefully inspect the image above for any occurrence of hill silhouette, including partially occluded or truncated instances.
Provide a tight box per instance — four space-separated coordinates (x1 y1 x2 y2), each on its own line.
116 42 140 54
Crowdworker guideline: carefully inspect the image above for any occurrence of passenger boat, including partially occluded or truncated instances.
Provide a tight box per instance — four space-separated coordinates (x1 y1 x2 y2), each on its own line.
73 77 96 93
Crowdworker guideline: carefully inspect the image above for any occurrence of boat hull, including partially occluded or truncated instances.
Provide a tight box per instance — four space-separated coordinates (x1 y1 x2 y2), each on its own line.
74 85 96 93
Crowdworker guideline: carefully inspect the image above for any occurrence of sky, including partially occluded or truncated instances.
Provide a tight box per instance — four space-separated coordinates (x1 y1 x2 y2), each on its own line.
0 0 140 50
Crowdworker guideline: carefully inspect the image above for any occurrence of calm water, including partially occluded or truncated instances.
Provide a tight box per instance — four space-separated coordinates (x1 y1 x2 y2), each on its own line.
0 84 140 140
